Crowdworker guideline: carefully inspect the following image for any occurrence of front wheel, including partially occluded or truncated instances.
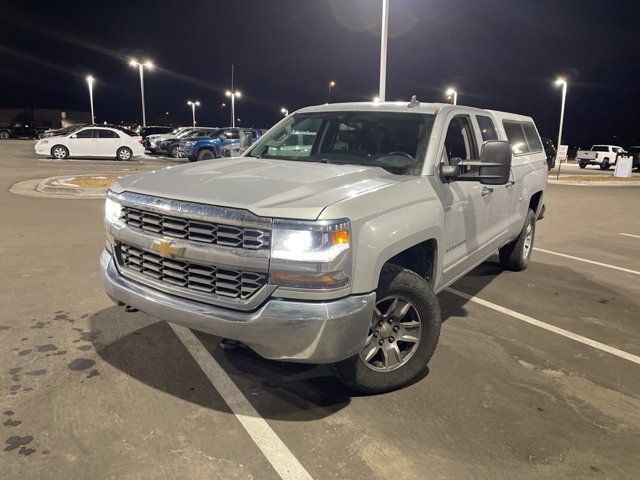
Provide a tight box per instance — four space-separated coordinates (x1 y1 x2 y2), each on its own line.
116 147 132 161
600 158 610 170
333 265 441 394
197 149 217 161
51 145 69 159
36 132 44 139
169 145 179 158
0 131 9 140
499 209 536 271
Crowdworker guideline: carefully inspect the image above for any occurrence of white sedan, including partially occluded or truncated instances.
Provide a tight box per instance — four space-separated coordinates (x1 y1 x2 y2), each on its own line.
35 126 145 160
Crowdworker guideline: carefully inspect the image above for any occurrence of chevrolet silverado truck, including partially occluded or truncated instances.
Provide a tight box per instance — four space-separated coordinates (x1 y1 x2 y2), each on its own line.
576 145 626 170
101 100 547 393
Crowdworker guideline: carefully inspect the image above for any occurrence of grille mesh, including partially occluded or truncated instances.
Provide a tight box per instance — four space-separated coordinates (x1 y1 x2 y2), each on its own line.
118 243 267 300
121 206 270 250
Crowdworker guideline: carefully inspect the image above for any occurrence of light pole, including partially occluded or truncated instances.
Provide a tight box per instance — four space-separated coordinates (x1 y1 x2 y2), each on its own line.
187 100 200 126
86 75 95 124
328 81 336 103
379 0 389 101
446 88 458 105
281 107 289 116
129 59 154 127
555 78 568 180
225 90 241 127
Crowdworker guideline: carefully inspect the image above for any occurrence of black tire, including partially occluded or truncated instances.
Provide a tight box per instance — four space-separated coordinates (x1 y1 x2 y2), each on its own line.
579 162 586 169
197 149 216 162
36 132 44 139
333 264 441 394
50 145 69 159
0 131 9 140
600 158 610 170
169 145 179 158
499 209 536 271
116 147 132 161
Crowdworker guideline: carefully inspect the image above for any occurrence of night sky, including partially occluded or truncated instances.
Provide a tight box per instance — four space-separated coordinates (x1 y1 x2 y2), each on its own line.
1 0 638 146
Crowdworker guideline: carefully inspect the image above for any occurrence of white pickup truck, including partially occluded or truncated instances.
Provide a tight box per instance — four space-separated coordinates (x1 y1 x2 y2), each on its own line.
101 100 547 393
576 145 626 170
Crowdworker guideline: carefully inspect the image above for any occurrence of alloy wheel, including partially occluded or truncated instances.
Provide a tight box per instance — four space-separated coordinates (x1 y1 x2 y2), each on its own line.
359 295 422 372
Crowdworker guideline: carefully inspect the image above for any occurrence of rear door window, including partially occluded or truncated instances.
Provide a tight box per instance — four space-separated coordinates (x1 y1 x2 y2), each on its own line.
522 123 543 153
75 129 96 138
502 121 528 155
476 115 498 141
97 129 119 138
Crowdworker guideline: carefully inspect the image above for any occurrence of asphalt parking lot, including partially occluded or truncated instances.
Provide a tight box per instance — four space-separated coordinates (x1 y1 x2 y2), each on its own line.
1 140 639 479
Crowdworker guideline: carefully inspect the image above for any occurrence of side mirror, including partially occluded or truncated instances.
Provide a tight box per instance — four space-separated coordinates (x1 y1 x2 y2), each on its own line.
441 141 512 185
70 134 77 139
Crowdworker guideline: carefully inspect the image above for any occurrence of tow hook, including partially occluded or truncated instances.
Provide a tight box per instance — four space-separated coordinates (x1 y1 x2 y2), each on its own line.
123 305 139 313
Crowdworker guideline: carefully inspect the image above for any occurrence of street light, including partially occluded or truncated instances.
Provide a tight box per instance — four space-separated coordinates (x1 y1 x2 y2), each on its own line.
281 107 289 116
187 100 200 126
555 78 568 180
446 88 458 105
328 81 336 103
129 58 154 127
379 0 389 101
225 90 241 127
86 75 95 124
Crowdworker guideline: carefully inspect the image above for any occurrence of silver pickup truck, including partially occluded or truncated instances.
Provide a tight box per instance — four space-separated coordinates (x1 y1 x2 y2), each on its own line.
101 100 547 393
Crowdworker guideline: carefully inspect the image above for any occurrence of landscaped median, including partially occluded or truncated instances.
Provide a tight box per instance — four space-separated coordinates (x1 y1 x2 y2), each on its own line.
10 175 118 198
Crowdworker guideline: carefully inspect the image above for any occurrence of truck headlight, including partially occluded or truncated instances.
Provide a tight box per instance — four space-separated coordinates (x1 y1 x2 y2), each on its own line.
270 219 351 289
104 195 122 225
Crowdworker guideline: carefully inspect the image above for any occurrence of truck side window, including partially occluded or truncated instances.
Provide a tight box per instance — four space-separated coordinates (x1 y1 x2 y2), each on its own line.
476 115 498 141
522 123 543 153
444 116 477 162
502 121 528 155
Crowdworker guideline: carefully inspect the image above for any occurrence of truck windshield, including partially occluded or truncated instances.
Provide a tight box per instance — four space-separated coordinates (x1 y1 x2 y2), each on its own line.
247 111 435 175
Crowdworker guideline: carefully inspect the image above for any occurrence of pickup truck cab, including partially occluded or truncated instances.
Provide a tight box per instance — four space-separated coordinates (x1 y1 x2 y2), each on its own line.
0 121 47 140
101 101 547 393
182 128 261 161
577 145 626 170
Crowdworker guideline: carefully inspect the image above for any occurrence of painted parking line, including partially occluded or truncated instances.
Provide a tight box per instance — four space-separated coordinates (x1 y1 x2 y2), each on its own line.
620 233 640 240
169 324 313 480
533 247 640 276
445 287 640 366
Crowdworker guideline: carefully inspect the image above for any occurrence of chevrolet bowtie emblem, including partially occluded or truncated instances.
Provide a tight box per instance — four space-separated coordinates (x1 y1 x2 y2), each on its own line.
151 239 185 257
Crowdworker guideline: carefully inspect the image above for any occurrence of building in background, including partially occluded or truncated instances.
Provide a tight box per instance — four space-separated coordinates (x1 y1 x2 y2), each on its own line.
0 108 91 128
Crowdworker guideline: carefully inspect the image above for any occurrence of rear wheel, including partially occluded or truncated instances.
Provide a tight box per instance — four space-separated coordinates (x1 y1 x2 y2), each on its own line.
579 162 586 169
197 149 216 161
169 145 179 158
36 132 44 139
51 145 69 159
0 131 9 140
116 147 132 161
333 265 441 394
499 209 536 271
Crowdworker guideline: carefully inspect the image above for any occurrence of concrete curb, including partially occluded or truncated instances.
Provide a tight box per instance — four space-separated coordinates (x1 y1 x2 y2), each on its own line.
36 175 112 196
548 179 640 187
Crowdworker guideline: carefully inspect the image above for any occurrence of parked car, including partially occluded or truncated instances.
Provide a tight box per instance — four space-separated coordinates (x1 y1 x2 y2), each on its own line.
138 126 174 139
182 128 261 161
626 146 640 171
0 121 48 140
101 100 547 393
34 126 144 160
144 127 190 153
576 145 626 170
540 137 556 170
157 128 220 158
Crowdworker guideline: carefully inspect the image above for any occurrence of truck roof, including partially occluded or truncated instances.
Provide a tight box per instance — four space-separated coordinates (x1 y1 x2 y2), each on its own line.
295 101 536 123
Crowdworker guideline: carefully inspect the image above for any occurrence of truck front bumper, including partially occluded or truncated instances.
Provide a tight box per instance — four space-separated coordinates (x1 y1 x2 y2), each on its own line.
100 250 375 363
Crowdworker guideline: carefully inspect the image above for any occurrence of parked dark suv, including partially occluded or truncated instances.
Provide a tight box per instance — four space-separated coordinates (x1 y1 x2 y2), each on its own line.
541 137 556 170
0 121 48 140
627 146 640 171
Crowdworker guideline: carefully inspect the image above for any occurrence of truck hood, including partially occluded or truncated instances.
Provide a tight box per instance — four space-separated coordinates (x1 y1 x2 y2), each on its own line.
112 157 401 220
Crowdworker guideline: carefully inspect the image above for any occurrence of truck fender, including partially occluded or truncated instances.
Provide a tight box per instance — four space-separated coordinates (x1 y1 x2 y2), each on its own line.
350 200 444 294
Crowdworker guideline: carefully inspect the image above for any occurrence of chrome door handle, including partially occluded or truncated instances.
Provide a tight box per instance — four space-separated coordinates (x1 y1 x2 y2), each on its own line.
505 180 515 187
481 186 494 196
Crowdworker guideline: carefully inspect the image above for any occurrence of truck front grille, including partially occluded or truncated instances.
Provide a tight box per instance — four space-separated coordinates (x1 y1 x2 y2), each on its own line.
121 206 270 250
118 243 267 300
